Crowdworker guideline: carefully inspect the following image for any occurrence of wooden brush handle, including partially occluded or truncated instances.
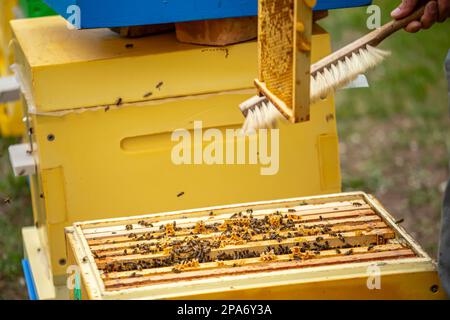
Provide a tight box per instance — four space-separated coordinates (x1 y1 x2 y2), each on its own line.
312 5 426 75
370 5 426 46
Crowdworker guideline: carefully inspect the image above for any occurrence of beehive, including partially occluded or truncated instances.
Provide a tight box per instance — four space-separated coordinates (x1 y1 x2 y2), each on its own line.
257 0 313 122
0 0 25 137
12 16 341 294
66 192 446 299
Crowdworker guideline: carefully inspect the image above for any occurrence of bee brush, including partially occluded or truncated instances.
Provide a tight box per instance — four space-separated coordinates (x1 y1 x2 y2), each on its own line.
241 4 426 134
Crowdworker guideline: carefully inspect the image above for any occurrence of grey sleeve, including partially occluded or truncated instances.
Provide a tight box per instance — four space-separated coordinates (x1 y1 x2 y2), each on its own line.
438 49 450 296
440 182 450 296
447 50 450 116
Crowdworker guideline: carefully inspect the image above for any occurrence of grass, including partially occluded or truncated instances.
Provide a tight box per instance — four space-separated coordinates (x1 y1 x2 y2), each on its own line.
321 0 450 256
0 137 32 299
0 0 449 299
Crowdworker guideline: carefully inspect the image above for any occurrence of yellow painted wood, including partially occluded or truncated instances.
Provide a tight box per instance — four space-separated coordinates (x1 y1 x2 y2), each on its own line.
0 0 16 61
42 167 68 224
318 133 341 190
0 101 25 136
0 0 25 137
293 0 313 122
22 226 69 300
11 16 258 112
180 271 446 300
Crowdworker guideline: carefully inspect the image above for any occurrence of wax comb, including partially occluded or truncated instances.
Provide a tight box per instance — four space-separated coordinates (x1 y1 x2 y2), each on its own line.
256 0 314 123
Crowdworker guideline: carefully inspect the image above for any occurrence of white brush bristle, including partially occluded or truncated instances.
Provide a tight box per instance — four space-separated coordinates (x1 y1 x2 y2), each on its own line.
311 45 390 103
241 45 390 133
241 100 284 135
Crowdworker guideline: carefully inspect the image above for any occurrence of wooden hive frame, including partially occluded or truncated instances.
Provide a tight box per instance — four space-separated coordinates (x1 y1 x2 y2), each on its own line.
66 192 441 300
256 0 315 123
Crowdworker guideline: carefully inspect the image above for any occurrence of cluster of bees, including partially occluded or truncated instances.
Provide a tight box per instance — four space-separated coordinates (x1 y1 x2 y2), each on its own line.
99 209 378 275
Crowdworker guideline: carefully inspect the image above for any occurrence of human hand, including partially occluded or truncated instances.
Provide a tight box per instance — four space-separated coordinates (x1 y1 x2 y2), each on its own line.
391 0 450 32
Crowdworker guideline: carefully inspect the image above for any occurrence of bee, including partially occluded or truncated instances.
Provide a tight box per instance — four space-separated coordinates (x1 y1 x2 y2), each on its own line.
319 215 323 221
344 249 353 255
209 211 214 216
395 218 405 225
325 114 335 122
288 209 296 213
3 197 11 205
352 202 363 207
116 97 123 106
125 43 134 49
368 243 375 251
246 209 253 214
104 106 110 112
143 91 153 98
125 224 133 231
316 236 324 242
335 248 341 254
82 256 88 263
156 81 164 90
177 192 185 197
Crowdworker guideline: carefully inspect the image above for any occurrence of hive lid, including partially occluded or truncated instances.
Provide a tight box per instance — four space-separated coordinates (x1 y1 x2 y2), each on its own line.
41 0 372 29
10 16 257 113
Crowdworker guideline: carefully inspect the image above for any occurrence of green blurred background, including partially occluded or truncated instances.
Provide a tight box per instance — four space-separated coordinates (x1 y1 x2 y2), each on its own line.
0 0 449 299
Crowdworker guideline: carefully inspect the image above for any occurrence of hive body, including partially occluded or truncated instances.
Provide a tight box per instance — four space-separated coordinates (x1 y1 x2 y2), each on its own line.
12 16 341 299
0 0 24 137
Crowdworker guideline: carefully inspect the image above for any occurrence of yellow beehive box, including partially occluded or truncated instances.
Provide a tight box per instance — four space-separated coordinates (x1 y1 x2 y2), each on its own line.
11 16 341 294
0 101 25 136
0 0 25 137
12 16 257 113
0 0 16 57
1 0 17 74
65 192 445 300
